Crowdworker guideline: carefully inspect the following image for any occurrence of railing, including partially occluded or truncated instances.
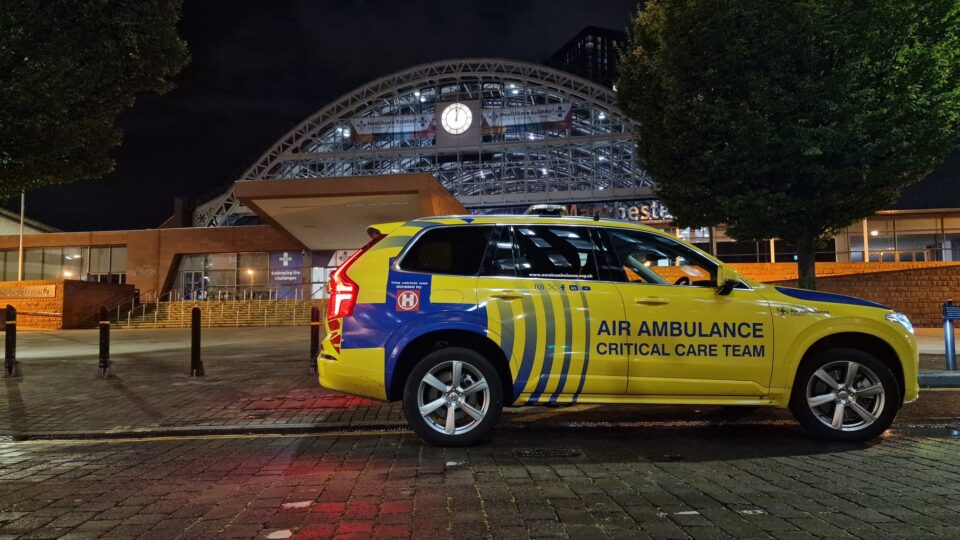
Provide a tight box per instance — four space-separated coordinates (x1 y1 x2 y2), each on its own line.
169 282 327 302
119 291 322 329
101 289 156 325
122 289 179 328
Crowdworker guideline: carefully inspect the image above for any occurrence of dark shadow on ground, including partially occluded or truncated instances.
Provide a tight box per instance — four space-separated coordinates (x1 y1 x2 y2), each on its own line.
4 379 27 439
482 422 880 463
107 379 164 421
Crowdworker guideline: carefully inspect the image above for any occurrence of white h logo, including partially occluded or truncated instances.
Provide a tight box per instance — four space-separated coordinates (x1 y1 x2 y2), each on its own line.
397 290 420 311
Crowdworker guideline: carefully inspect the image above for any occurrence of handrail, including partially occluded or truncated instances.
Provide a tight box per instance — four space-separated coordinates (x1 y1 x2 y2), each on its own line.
122 289 175 328
89 289 157 327
118 296 322 328
174 282 326 302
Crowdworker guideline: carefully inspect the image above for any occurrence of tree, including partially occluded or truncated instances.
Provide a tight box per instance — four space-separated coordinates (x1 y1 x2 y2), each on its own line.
618 0 960 289
0 0 189 199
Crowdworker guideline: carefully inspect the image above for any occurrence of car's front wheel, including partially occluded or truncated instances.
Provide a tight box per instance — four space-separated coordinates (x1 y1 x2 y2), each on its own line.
789 348 900 442
402 347 503 446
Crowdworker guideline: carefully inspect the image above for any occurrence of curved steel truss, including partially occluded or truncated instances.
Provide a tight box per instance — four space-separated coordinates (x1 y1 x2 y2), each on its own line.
197 58 652 227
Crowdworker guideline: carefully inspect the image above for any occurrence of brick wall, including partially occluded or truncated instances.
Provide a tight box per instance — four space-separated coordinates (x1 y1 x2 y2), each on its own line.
61 280 136 328
0 225 302 302
762 265 960 327
0 280 63 329
730 261 960 283
0 280 134 329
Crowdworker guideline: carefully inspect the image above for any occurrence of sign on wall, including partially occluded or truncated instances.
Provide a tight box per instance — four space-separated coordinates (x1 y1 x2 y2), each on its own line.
0 285 56 299
269 251 302 299
568 200 673 222
481 200 674 222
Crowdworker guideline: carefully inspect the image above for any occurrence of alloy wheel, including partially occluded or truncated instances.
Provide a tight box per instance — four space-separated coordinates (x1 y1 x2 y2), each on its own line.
805 360 886 432
416 360 490 435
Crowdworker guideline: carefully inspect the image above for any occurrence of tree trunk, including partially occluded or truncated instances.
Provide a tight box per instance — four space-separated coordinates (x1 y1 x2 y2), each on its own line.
795 237 817 290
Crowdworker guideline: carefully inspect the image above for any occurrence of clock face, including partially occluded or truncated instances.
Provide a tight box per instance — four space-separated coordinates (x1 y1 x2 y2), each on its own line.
440 102 472 135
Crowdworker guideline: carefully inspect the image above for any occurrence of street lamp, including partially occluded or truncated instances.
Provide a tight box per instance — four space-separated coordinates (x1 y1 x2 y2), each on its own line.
17 191 24 281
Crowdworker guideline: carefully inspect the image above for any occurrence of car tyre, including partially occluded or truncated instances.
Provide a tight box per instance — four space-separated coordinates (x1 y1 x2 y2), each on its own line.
402 347 503 447
789 347 900 442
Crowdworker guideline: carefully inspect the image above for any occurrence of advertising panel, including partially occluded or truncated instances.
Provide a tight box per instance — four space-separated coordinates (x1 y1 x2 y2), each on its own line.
269 251 302 299
481 103 573 135
349 114 436 143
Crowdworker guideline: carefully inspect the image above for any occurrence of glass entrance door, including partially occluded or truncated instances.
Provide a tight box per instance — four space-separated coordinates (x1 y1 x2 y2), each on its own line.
182 271 204 300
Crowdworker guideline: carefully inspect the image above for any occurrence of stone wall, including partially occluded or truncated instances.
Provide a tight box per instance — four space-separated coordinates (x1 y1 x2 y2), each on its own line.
0 280 134 329
730 261 960 284
0 280 62 329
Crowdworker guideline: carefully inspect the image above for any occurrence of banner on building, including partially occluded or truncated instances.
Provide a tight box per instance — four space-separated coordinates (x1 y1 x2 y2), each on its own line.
481 103 573 135
269 251 302 299
349 114 436 143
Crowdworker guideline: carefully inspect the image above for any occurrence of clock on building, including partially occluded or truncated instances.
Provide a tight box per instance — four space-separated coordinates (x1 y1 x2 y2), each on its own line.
440 102 472 135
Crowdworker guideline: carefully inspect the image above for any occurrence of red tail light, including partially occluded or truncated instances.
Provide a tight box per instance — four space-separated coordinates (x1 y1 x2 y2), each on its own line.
327 234 385 320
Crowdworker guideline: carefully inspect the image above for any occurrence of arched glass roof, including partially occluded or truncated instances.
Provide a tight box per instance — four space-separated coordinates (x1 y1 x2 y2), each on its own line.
196 59 653 227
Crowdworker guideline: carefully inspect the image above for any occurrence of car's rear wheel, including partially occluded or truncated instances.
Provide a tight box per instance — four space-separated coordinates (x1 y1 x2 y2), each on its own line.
789 348 900 442
402 347 503 446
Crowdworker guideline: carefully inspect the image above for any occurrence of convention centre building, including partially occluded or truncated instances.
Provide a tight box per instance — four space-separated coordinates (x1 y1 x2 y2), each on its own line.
1 53 959 328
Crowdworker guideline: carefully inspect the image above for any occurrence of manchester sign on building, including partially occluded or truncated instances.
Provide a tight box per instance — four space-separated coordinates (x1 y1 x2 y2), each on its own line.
568 200 674 222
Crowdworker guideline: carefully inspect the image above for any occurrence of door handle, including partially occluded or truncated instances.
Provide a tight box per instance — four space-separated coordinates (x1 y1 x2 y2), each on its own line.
491 290 525 300
634 297 669 305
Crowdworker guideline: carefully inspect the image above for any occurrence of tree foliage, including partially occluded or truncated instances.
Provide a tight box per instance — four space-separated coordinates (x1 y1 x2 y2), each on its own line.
618 0 960 288
0 0 189 199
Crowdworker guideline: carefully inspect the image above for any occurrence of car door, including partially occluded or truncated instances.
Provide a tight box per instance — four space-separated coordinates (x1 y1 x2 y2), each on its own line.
600 227 775 397
476 224 628 404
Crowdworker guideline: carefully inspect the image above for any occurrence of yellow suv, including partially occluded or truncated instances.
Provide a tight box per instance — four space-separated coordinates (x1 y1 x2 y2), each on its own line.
318 216 919 446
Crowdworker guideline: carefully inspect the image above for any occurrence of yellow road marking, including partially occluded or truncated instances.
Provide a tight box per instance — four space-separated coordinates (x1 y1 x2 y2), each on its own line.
509 404 599 422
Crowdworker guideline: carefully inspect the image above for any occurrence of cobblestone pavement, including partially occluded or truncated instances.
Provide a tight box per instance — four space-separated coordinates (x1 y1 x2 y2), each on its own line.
3 424 960 539
4 329 960 538
1 328 401 436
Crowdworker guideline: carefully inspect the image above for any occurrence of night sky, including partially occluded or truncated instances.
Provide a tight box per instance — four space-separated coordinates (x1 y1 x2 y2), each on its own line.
16 0 960 231
20 0 640 231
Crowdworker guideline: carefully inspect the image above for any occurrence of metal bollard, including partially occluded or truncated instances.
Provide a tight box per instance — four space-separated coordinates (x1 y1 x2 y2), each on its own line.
310 307 320 374
98 307 112 378
945 300 958 371
4 305 20 378
190 307 205 377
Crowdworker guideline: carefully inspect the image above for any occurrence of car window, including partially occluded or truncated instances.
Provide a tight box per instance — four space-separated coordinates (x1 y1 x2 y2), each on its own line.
480 226 518 277
605 228 718 287
399 226 493 275
513 226 600 280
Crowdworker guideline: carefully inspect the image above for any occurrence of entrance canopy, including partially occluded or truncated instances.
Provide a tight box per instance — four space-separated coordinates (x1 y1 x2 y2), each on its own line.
234 173 465 250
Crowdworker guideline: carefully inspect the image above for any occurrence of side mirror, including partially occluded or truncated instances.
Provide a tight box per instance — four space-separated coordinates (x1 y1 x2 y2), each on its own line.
715 266 739 296
717 279 738 296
